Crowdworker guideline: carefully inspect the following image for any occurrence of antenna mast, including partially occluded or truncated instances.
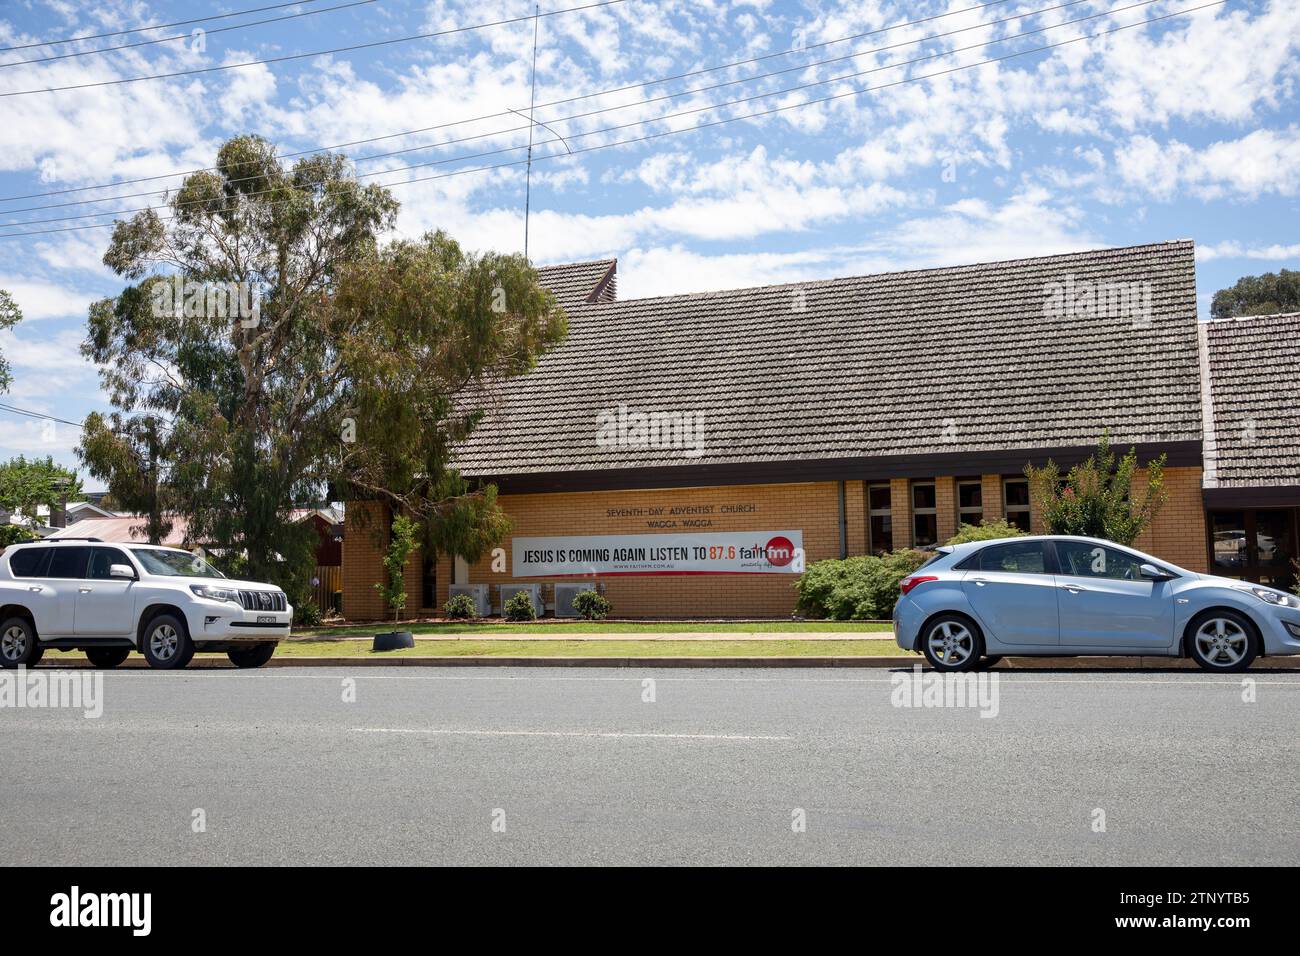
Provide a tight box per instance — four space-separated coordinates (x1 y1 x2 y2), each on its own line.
524 4 540 261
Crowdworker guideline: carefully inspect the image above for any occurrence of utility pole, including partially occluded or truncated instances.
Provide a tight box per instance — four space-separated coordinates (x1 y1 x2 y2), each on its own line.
523 3 540 262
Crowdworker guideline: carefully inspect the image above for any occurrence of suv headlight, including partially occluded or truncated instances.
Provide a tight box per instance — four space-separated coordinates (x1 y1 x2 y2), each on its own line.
1232 585 1300 609
190 584 240 603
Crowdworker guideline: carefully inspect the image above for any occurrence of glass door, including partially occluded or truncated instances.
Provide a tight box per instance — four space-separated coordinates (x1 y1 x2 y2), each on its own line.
1207 508 1298 589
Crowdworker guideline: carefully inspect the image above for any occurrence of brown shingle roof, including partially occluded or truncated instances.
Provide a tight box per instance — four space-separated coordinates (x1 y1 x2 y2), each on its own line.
461 241 1201 478
1202 312 1300 488
535 259 617 309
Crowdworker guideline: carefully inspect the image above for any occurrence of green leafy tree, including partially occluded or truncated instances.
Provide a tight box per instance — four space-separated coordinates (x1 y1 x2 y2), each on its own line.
333 230 565 562
0 524 39 547
1211 269 1300 318
0 290 22 391
77 414 172 543
81 137 564 609
0 455 81 523
374 514 417 623
1024 433 1167 545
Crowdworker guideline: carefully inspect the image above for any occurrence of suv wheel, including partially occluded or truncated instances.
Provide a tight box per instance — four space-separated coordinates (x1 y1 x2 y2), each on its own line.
0 617 39 669
1187 610 1258 672
921 614 984 672
141 614 194 670
85 646 131 669
227 643 276 668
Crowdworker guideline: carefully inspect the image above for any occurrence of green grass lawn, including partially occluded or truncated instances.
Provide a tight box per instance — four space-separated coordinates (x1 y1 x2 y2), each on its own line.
294 619 892 638
274 638 909 658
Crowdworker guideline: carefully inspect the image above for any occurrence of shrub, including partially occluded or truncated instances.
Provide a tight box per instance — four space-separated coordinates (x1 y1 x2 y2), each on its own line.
571 589 611 620
0 524 38 549
503 590 537 622
1024 432 1167 545
794 548 930 620
293 601 322 629
945 519 1027 545
444 593 477 619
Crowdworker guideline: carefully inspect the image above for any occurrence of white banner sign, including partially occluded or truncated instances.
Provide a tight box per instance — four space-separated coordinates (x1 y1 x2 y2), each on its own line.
513 530 805 576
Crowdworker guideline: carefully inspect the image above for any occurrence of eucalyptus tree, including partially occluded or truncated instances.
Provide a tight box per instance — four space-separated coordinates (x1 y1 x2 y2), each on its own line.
80 135 566 604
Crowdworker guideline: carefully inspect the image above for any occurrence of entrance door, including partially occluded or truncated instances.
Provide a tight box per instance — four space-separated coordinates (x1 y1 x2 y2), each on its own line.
1207 509 1298 590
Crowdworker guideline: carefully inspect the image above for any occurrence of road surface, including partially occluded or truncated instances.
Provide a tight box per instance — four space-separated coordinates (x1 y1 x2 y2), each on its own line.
2 666 1297 865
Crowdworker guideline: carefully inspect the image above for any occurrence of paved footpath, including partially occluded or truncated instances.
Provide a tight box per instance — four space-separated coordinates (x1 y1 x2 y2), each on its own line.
2 666 1297 865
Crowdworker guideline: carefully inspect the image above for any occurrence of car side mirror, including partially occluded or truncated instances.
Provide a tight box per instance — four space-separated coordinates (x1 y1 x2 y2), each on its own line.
109 563 136 580
1139 563 1173 581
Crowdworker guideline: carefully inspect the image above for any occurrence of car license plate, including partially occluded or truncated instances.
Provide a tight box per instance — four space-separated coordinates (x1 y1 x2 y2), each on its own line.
257 615 277 623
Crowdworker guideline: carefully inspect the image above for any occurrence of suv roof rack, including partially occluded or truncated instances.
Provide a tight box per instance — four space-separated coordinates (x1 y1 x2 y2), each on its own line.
45 536 103 542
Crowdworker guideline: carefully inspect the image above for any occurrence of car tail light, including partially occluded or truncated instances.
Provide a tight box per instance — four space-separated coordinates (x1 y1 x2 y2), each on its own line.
899 575 938 596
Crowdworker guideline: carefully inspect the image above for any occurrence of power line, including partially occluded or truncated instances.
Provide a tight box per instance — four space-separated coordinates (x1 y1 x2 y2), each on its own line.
0 0 1228 240
0 0 383 69
2 0 1065 218
0 0 1169 229
0 0 1016 204
0 0 630 97
0 0 336 51
0 402 85 428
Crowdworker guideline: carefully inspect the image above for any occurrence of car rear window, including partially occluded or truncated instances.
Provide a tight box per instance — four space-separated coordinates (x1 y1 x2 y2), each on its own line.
976 540 1049 574
9 547 51 577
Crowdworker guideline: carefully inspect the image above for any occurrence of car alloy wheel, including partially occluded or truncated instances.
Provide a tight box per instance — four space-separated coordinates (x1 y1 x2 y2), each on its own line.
1 624 27 663
923 617 981 671
1193 616 1251 669
150 623 180 661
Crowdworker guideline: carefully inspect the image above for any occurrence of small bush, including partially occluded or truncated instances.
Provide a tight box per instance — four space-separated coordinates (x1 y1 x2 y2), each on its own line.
444 593 477 619
0 524 39 549
503 590 537 622
293 601 322 628
945 519 1027 545
794 548 930 620
571 589 611 620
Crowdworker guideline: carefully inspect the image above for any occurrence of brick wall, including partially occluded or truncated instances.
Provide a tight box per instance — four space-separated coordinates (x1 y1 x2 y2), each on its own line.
340 466 1210 620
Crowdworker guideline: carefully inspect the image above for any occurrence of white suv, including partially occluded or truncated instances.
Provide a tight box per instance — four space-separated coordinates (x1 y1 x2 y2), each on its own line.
0 538 292 669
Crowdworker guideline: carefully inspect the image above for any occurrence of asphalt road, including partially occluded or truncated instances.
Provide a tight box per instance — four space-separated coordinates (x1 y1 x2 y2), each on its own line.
2 666 1297 866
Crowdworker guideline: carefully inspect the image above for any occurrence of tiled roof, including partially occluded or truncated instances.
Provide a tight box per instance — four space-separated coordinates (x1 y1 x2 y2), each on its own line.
1201 312 1300 488
44 508 341 545
459 241 1201 477
535 259 617 309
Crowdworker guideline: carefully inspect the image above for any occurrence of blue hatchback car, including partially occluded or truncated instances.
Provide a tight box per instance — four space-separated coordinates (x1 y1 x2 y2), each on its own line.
893 535 1300 672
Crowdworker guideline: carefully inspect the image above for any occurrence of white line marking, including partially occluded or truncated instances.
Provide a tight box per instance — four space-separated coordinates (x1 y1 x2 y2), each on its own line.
351 727 793 741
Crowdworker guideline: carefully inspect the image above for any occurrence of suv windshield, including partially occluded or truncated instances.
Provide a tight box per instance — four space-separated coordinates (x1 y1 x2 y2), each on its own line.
131 548 226 578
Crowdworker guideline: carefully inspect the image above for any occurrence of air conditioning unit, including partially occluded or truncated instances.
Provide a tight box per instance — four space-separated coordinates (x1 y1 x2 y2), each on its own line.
554 583 598 618
553 582 603 621
447 584 489 617
498 583 542 617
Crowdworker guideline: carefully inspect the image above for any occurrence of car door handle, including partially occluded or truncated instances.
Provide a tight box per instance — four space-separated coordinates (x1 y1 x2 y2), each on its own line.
28 585 42 592
970 577 988 587
79 586 93 593
1060 584 1087 593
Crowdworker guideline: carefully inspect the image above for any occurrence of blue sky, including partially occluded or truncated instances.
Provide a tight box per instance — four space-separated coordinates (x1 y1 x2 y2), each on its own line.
0 0 1297 477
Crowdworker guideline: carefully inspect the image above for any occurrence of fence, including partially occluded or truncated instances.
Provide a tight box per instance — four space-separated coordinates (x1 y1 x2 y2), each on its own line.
312 565 342 614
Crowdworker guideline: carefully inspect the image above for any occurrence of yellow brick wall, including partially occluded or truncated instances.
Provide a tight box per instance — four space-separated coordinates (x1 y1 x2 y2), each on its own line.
342 500 452 622
465 482 842 618
1132 466 1207 572
889 477 911 549
981 474 1004 521
935 476 957 543
340 466 1211 620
